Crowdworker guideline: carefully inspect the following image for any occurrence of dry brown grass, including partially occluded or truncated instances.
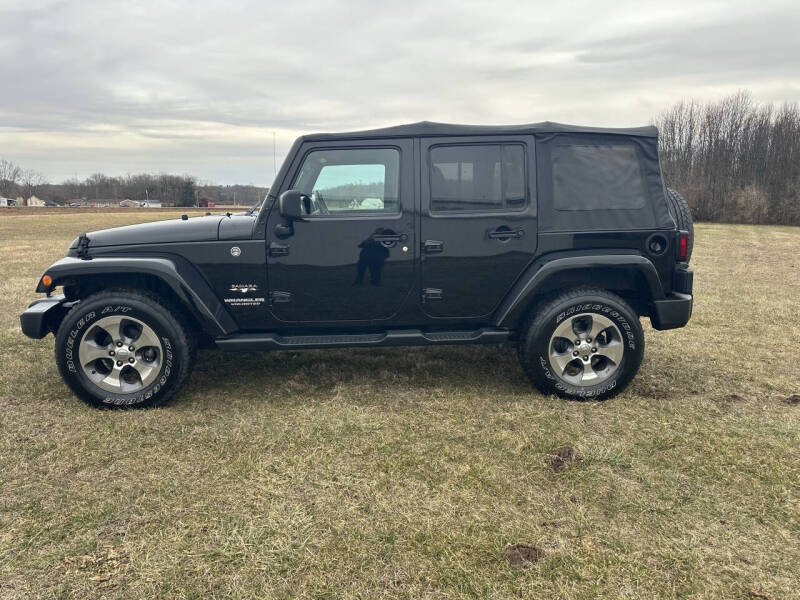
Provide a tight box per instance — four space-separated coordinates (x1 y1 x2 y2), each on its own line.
1 213 799 599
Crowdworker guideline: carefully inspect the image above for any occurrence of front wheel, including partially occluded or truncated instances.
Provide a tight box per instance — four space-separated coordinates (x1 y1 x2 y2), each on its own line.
518 287 644 400
55 289 195 408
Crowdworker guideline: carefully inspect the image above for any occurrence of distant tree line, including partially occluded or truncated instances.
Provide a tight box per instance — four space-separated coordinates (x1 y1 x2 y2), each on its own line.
0 162 268 207
319 182 385 209
656 91 800 225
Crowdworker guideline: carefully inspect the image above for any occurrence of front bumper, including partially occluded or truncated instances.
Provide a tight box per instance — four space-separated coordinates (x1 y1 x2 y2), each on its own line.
20 295 69 339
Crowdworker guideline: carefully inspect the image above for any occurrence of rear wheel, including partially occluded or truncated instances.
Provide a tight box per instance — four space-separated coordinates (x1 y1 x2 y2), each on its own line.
518 287 644 400
55 289 195 408
665 187 694 262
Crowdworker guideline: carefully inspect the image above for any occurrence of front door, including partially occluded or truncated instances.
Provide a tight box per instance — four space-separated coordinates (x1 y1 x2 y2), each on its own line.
266 140 415 323
420 136 538 319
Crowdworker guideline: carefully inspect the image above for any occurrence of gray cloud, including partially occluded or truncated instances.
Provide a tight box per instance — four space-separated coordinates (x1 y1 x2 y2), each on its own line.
0 0 798 184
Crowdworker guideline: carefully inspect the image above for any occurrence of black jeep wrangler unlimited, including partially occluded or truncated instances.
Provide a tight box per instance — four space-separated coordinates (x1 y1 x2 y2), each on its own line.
21 121 693 408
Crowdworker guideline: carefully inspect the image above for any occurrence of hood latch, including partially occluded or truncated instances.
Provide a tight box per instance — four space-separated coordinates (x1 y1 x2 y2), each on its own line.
76 233 91 260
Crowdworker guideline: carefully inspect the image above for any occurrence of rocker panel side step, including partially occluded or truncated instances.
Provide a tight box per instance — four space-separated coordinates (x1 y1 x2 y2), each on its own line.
215 327 510 351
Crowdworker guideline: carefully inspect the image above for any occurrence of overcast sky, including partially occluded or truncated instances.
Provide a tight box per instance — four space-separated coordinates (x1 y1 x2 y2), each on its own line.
1 0 798 185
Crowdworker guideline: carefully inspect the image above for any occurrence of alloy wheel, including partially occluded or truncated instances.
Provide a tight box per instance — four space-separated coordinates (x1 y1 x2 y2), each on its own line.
78 315 163 393
547 312 624 386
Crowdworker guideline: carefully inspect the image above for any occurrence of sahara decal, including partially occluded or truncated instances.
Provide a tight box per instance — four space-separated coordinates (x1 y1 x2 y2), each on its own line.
229 284 259 294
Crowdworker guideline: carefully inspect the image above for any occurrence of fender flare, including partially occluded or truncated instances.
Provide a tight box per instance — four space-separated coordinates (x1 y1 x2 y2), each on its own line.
492 252 665 328
37 255 238 337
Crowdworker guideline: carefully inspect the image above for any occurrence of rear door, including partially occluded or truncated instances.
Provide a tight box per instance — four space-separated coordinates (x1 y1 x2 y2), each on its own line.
419 136 537 319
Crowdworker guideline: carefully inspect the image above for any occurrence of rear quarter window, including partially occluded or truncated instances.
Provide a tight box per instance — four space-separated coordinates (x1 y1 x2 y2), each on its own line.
552 144 646 211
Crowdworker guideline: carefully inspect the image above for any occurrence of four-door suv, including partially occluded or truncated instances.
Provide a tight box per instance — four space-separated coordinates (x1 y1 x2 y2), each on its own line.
21 121 694 408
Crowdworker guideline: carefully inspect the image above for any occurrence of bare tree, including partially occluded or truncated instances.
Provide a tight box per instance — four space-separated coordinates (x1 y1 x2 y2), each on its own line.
0 158 22 197
656 91 800 225
20 168 48 199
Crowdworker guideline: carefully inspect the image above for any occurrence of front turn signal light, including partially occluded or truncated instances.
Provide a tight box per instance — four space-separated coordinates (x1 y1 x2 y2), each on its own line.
41 274 53 287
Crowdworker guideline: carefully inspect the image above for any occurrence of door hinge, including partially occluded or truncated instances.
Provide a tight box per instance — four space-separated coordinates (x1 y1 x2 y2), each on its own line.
268 291 292 306
422 288 443 303
423 240 444 254
268 242 290 257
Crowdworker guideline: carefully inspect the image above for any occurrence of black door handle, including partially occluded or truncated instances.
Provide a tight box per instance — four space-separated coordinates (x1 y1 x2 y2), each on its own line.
488 227 524 240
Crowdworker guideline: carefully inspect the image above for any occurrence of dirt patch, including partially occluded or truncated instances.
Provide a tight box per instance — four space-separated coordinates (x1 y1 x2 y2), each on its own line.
545 446 576 473
504 544 544 568
62 545 128 586
781 394 800 405
645 387 675 400
540 520 565 528
721 393 749 403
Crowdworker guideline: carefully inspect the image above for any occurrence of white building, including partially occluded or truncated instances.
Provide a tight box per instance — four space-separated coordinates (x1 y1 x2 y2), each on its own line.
25 195 45 206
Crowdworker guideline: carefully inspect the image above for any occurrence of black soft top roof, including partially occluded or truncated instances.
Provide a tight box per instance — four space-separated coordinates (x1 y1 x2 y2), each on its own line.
302 121 658 141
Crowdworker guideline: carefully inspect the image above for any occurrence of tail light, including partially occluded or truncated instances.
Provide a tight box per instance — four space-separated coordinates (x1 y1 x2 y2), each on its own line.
677 231 689 261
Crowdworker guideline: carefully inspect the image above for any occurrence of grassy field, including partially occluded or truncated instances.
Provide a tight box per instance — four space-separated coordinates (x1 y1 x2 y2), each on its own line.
1 211 799 599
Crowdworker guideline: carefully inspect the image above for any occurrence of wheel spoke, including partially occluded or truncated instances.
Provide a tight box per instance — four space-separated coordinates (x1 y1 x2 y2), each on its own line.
96 316 124 343
549 349 575 375
587 314 614 341
596 339 624 365
100 364 124 389
132 362 159 387
134 325 161 350
580 358 600 383
552 317 578 341
81 342 112 365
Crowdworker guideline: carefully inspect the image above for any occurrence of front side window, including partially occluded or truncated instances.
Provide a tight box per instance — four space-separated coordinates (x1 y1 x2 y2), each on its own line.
292 148 400 215
429 144 526 212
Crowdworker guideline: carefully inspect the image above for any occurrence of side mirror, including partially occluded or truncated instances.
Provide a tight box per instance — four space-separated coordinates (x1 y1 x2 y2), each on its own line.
279 190 309 221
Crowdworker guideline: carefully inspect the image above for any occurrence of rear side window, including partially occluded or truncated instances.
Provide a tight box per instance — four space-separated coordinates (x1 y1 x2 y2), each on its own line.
551 144 646 211
429 144 525 212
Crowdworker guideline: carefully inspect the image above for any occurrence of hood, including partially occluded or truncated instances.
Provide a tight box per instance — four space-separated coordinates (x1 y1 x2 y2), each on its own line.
74 215 226 248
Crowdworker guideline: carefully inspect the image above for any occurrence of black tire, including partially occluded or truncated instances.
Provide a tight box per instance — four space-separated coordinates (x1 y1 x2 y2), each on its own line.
55 289 195 408
665 187 694 263
518 287 644 400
